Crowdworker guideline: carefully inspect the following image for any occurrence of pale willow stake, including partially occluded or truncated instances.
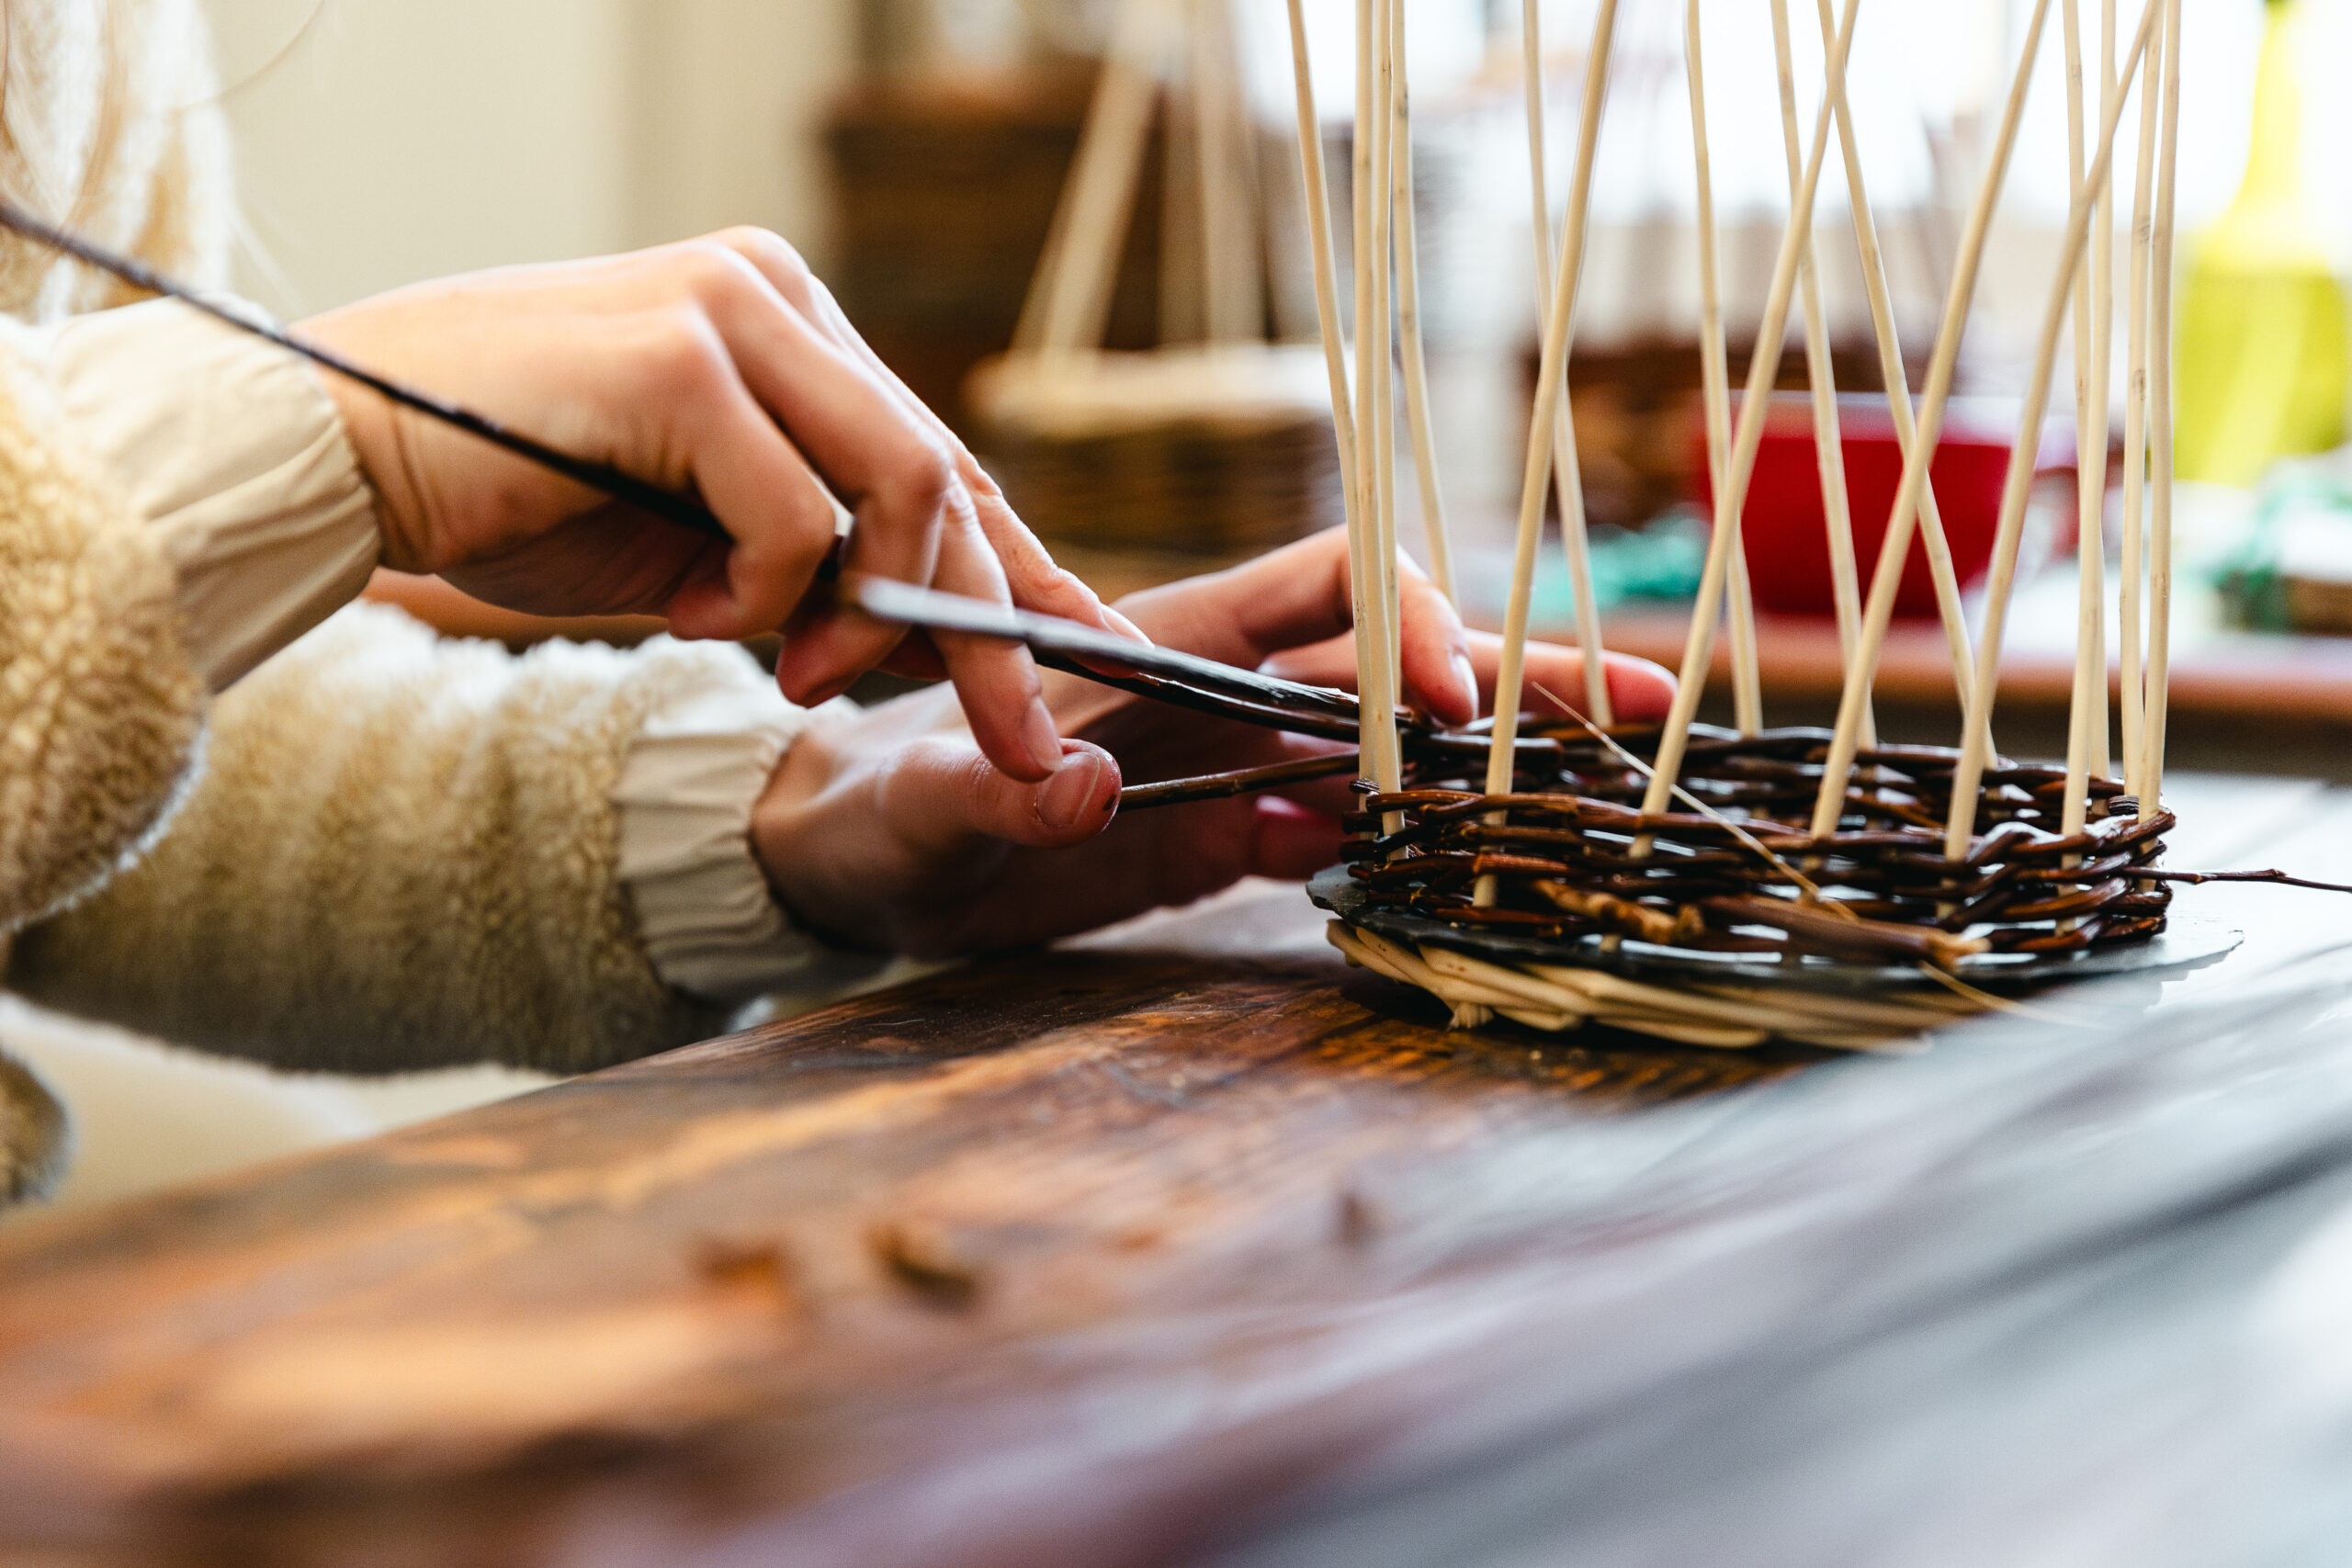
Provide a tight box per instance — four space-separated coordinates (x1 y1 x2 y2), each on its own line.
2141 0 2181 818
1767 0 1860 743
1389 0 1455 607
1519 0 1615 729
1283 0 1358 525
1349 0 1402 814
2118 5 2164 803
1372 0 1403 694
1689 0 1763 738
1361 0 1395 686
1642 0 1864 822
1809 0 1985 750
1476 0 1621 909
1808 0 2059 840
1942 0 2169 860
2059 0 2116 846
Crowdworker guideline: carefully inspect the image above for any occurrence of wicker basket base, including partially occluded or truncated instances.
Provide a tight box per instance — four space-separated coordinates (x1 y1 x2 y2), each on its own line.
1314 864 2245 1053
1328 921 1971 1053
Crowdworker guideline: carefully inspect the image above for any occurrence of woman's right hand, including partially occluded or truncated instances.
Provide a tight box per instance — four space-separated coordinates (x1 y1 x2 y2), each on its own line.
300 227 1125 784
751 528 1679 958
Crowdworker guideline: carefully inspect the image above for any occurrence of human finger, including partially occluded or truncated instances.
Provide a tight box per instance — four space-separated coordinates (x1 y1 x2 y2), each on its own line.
1108 527 1470 723
874 735 1123 859
652 355 846 639
920 519 1069 781
786 510 1067 780
706 229 1126 637
1265 633 1677 726
679 245 967 629
1501 634 1678 723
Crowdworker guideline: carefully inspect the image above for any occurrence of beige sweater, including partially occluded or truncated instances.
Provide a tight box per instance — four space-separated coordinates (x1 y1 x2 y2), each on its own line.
0 0 843 1201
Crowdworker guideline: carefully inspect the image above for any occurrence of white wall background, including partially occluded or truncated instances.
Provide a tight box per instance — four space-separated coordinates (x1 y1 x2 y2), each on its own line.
205 0 857 317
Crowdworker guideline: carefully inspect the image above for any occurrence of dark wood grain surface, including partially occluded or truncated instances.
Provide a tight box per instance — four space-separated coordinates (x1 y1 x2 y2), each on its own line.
0 771 2345 1567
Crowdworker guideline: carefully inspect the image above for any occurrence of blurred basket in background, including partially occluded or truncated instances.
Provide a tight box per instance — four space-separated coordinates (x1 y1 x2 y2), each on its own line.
965 0 1340 594
969 343 1339 585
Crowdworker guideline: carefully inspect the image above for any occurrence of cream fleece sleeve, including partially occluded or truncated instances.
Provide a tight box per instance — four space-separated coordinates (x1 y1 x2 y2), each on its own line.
0 321 208 1201
40 297 380 690
0 323 207 936
6 604 865 1074
29 296 859 1023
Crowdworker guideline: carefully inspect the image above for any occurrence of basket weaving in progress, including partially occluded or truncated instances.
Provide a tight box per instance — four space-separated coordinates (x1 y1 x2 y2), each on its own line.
1283 0 2204 1049
1316 726 2241 1053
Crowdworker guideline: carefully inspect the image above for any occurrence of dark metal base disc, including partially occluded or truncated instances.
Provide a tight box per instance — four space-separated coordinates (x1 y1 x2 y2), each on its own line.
1306 864 2243 996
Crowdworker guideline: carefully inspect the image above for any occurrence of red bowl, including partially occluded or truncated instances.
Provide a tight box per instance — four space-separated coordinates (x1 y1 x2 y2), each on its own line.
1690 394 2074 619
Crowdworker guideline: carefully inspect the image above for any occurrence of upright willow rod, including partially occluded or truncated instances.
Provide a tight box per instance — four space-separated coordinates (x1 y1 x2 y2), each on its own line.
2139 0 2181 818
1390 0 1456 606
1517 0 1616 728
1693 0 1763 737
1809 0 1983 751
1806 0 2058 840
1639 0 1864 823
1283 0 1360 535
1371 0 1403 701
1940 0 2168 861
2059 0 2117 845
1477 0 1623 911
1768 0 1860 744
2117 3 2163 803
1349 0 1403 811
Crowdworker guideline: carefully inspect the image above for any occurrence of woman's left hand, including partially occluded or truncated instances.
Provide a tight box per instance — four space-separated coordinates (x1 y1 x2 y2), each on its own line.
751 528 1676 958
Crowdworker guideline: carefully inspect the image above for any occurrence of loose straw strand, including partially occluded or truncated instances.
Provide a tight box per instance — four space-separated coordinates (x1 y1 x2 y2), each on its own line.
1807 0 2059 840
1528 683 1838 909
1941 0 2167 861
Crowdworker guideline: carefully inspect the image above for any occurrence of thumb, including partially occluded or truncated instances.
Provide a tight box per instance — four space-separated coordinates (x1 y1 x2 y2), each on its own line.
874 736 1123 857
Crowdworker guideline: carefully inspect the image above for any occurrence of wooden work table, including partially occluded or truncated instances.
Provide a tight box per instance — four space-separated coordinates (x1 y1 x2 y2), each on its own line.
2 772 2350 1566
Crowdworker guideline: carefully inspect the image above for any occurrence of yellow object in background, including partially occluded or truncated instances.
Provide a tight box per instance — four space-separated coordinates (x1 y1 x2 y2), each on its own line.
2176 0 2349 486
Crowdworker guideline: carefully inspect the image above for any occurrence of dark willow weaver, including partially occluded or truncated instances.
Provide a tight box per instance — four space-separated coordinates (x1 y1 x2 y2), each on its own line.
1340 725 2171 969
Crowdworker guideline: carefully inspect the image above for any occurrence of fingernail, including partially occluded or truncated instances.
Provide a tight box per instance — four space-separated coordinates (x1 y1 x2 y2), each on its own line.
1449 650 1478 716
1019 698 1062 777
1039 751 1106 831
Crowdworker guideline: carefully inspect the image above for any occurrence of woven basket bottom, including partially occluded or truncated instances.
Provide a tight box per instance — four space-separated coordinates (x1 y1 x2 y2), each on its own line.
1327 920 1983 1054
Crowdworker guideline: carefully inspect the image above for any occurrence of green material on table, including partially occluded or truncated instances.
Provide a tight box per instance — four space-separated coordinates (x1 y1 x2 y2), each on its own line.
2217 451 2352 631
2176 0 2349 486
1524 513 1708 626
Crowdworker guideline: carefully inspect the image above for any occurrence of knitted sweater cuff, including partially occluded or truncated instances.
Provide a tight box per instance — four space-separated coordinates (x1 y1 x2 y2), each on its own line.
39 298 379 690
614 679 885 1005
